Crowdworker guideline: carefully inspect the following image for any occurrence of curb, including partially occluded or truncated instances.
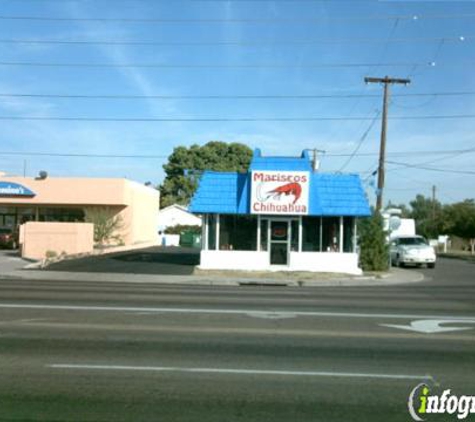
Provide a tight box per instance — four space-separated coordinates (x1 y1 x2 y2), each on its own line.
0 267 425 287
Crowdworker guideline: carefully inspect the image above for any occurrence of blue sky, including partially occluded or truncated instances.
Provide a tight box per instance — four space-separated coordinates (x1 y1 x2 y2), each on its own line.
0 0 474 207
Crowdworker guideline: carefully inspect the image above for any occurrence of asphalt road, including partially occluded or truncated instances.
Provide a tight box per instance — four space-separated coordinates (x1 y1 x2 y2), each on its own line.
45 247 200 275
0 258 474 422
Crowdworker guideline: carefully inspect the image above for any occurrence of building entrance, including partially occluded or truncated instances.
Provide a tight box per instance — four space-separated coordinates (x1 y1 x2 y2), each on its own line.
270 220 289 265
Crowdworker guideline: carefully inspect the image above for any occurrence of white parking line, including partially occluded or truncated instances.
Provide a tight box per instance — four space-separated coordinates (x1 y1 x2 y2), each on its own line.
47 364 434 381
1 303 475 321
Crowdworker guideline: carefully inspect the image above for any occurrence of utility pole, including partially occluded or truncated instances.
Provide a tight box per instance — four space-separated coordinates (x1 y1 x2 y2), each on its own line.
364 76 410 211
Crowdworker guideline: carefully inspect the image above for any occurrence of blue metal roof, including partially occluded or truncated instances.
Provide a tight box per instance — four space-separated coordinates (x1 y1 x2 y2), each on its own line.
190 171 250 215
249 148 313 171
189 150 371 216
309 173 370 216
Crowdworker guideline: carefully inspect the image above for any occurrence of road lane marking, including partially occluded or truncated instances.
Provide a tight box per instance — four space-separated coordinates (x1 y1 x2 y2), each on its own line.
4 321 475 341
0 318 48 325
381 319 475 334
246 312 297 319
47 364 435 382
1 303 475 321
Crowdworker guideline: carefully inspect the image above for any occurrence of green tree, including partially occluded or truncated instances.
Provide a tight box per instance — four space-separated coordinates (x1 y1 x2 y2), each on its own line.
159 141 253 207
358 212 389 272
444 199 475 254
409 194 444 239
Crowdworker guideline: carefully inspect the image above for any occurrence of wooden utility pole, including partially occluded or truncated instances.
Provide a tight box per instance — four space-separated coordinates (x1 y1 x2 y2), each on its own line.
364 76 410 211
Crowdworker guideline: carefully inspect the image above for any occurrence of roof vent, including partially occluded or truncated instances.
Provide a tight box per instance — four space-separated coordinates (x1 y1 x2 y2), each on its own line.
36 170 48 180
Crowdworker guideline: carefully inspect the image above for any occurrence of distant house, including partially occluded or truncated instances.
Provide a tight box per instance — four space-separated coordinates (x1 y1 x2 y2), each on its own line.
157 204 202 232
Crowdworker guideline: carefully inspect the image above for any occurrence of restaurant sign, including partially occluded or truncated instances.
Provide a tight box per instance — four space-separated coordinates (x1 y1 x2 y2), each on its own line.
251 171 309 215
0 181 36 198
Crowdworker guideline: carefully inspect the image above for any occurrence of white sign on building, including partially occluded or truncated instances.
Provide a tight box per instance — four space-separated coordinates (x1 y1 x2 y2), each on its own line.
250 171 310 215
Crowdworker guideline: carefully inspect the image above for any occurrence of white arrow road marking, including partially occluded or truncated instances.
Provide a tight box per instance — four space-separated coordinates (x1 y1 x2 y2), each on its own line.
380 319 475 334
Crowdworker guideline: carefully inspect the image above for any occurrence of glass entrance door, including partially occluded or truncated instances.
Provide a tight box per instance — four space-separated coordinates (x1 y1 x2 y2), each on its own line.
270 220 289 265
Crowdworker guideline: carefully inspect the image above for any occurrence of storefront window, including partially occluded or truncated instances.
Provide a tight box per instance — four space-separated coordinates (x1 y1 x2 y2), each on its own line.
208 214 217 250
290 220 299 252
343 217 354 252
38 208 85 222
302 216 321 252
219 215 257 251
0 207 19 228
3 215 15 228
322 217 340 252
260 219 268 251
17 208 36 225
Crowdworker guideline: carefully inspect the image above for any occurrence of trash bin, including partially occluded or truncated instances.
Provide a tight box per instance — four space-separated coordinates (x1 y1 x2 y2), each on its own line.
179 231 194 247
180 231 201 248
192 233 201 248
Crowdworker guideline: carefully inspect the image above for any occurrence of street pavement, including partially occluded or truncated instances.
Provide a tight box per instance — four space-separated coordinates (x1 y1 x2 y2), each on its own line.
44 246 200 275
0 250 31 273
1 246 425 286
0 257 473 421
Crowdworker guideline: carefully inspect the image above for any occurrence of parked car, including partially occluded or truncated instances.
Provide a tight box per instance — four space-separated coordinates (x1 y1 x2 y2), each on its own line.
390 235 436 268
0 227 18 249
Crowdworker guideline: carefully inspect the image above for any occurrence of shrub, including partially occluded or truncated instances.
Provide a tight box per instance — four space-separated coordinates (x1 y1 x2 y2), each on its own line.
164 224 201 235
358 213 389 272
45 250 58 259
85 207 124 245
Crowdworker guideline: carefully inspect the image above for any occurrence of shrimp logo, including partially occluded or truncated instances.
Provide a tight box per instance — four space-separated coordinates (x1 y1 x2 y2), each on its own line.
251 171 309 215
257 182 302 204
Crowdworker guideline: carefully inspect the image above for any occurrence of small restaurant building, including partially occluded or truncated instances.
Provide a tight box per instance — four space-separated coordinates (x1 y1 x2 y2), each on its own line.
190 149 371 274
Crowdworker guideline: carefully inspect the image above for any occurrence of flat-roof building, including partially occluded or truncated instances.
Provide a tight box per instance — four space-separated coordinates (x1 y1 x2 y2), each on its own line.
0 176 159 247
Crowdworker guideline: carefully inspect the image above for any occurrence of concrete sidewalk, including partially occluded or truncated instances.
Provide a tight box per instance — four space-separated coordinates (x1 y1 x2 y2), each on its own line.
0 250 34 273
0 265 425 287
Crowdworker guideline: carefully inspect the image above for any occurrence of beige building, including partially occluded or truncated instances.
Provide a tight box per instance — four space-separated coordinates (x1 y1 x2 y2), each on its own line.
0 176 160 249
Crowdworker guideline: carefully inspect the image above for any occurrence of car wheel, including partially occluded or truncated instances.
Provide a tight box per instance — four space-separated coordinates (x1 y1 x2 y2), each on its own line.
395 255 404 268
428 263 435 269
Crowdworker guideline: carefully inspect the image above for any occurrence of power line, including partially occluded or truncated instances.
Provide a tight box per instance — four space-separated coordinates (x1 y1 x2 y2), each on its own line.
0 0 427 2
1 91 474 100
0 60 470 69
338 110 381 171
1 148 474 159
325 17 399 151
386 145 475 173
0 114 475 122
411 146 475 167
0 13 474 23
0 35 470 47
0 151 168 159
386 160 475 175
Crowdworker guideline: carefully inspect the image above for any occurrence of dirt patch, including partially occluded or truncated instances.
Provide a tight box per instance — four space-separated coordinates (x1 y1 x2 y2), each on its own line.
193 268 356 281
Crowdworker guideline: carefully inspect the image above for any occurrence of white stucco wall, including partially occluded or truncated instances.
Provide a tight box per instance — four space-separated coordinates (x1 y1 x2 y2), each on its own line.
289 252 362 275
200 250 269 271
199 250 362 274
158 205 202 230
157 234 180 247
